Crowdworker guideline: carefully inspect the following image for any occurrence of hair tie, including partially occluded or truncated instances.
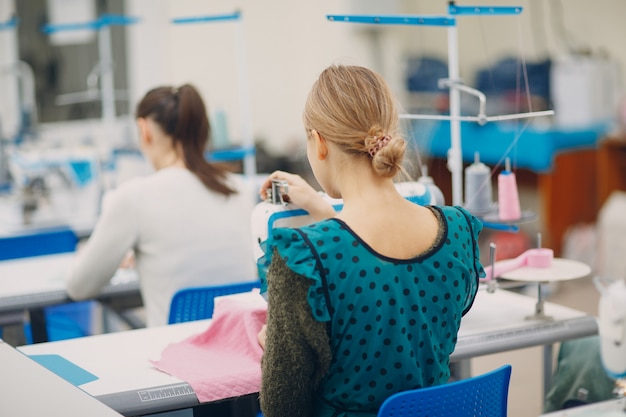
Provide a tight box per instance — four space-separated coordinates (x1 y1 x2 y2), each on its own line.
368 135 391 158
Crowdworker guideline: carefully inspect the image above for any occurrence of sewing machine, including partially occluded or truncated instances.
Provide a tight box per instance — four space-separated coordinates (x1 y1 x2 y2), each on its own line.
0 145 101 232
250 176 445 261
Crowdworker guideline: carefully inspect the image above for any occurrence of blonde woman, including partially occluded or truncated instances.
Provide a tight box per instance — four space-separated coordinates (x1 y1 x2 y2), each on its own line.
257 65 485 417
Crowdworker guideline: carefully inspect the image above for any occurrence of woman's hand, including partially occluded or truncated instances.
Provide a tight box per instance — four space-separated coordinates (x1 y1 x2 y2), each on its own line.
259 171 335 221
120 250 135 269
257 324 267 350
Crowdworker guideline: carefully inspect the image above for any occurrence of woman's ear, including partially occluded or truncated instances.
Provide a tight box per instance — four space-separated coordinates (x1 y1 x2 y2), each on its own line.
137 118 152 146
310 129 328 161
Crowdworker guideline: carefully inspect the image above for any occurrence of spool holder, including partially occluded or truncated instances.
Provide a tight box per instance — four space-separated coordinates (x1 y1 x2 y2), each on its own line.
328 4 554 207
526 281 552 321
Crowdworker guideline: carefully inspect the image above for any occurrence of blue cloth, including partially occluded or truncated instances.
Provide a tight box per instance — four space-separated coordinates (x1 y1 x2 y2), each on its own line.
411 121 608 172
259 206 484 416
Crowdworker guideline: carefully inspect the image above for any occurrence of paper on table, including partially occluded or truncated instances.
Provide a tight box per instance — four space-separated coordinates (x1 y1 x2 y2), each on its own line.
151 291 267 402
28 354 99 386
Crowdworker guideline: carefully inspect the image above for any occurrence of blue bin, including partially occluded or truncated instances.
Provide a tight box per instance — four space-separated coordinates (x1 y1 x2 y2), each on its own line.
24 301 94 344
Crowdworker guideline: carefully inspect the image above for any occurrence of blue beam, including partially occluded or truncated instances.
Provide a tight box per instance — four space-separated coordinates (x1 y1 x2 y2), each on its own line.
448 5 523 15
327 14 455 27
41 14 139 34
172 11 241 25
0 15 18 31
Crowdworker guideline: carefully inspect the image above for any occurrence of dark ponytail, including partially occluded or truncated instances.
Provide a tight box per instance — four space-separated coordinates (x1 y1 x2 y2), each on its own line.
135 84 236 196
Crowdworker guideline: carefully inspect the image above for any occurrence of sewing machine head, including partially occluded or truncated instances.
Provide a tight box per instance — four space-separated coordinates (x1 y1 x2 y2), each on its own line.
266 179 289 206
3 146 101 228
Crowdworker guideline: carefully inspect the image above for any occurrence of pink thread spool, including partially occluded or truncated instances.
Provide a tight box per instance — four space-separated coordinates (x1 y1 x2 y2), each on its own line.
526 248 554 268
498 158 521 221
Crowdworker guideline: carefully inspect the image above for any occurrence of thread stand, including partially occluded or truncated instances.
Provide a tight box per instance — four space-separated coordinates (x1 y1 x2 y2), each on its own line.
498 259 591 319
526 281 553 321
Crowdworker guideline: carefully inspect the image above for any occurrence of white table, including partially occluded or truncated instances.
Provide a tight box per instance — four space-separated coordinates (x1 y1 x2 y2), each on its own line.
539 398 626 416
20 319 206 416
18 289 598 416
454 289 598 393
0 253 141 342
0 339 123 417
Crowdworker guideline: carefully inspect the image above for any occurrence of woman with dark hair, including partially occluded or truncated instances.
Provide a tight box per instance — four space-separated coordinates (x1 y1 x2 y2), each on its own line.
66 84 256 327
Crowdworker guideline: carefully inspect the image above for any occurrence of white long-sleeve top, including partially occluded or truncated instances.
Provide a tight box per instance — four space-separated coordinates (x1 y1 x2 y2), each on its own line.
66 167 257 327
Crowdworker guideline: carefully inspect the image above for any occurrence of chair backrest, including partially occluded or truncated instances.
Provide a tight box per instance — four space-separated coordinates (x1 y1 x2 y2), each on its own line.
377 364 512 417
0 227 85 344
168 280 261 324
0 227 78 261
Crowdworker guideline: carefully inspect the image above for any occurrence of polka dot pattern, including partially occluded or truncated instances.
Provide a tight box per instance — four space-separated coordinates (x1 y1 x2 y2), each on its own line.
263 205 483 414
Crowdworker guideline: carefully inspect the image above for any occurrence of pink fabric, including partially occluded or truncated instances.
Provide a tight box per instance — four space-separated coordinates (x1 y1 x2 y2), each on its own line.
151 291 267 402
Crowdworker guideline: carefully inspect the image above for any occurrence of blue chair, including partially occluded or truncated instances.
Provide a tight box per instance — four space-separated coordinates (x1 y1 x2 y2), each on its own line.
377 364 512 417
168 280 261 324
0 227 94 343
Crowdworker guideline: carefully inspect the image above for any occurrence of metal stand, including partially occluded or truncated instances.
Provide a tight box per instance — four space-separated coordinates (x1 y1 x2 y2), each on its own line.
172 12 257 178
327 3 554 207
42 14 138 149
525 281 553 321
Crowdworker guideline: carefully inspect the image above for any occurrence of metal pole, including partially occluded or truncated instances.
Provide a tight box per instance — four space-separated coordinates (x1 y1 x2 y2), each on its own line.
98 25 116 124
447 20 463 206
235 17 256 178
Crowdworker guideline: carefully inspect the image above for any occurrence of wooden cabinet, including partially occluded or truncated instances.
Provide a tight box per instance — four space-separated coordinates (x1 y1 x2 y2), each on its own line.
537 149 597 256
597 137 626 210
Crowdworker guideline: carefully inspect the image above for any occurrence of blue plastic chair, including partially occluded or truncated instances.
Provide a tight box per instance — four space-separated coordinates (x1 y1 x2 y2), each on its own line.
168 280 261 324
0 227 94 343
377 364 512 417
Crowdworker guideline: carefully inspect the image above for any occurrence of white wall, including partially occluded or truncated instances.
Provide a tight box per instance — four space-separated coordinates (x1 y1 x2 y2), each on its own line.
124 0 408 155
116 0 626 156
0 0 20 140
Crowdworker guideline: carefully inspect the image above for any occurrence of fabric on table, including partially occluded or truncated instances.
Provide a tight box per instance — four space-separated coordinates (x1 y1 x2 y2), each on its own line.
151 291 267 402
544 335 615 412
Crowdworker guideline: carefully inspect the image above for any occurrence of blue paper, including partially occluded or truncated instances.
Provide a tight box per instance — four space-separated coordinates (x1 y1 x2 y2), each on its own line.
28 354 98 386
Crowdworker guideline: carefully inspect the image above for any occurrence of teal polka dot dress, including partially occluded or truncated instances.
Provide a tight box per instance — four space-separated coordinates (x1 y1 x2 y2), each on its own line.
258 205 484 416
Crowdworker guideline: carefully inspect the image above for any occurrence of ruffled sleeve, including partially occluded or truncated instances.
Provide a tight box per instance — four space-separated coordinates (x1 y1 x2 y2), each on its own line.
452 206 486 315
257 226 331 322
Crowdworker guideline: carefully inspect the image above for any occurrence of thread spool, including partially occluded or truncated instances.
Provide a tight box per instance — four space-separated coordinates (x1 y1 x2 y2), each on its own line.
418 166 445 205
464 152 493 215
211 108 230 149
526 248 554 268
497 158 521 221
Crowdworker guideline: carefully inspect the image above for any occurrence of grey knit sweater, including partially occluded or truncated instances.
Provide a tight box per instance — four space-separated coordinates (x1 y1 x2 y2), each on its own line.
260 250 332 417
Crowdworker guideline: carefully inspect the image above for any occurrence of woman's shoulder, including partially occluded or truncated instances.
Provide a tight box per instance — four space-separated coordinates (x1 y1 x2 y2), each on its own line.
433 205 483 234
259 220 340 282
102 175 147 203
271 219 343 248
262 221 340 322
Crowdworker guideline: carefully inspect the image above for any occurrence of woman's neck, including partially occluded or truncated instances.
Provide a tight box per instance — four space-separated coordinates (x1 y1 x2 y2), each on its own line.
154 153 186 171
333 159 402 215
